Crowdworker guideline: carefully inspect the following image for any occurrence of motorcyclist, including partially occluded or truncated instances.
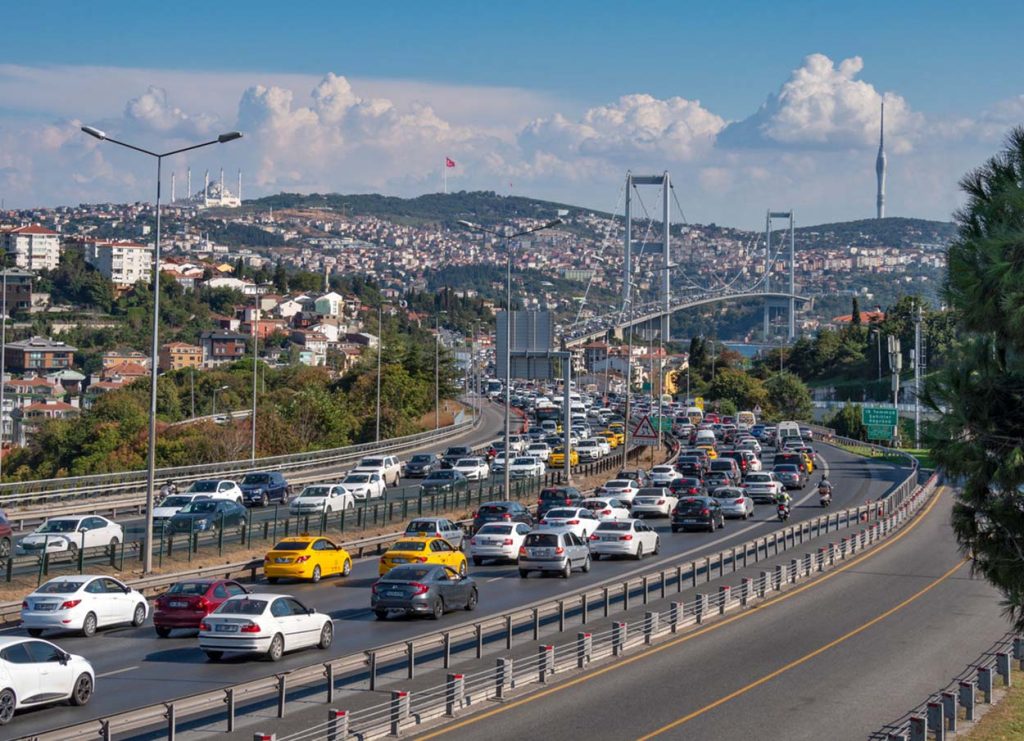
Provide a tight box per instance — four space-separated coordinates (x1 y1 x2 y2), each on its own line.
159 480 177 498
818 476 832 495
775 490 792 513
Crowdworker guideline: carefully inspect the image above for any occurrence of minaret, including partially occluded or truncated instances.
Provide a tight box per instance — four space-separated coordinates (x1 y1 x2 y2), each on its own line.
187 168 192 204
876 101 887 219
237 170 242 204
220 168 225 206
170 172 176 204
204 170 209 207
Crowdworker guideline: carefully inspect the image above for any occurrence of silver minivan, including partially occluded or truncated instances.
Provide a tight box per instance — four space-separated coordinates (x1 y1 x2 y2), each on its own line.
518 528 591 579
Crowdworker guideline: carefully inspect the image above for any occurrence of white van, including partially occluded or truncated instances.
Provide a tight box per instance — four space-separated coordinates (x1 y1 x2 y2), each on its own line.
776 421 801 447
695 429 717 447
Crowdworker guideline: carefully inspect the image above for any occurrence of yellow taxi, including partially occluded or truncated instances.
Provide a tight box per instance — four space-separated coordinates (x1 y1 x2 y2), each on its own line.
696 444 718 459
608 422 625 433
549 447 579 467
601 430 624 448
800 451 815 474
379 536 468 577
264 535 353 584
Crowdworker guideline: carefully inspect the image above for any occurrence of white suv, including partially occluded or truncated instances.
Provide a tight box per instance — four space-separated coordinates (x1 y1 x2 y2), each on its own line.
353 456 401 486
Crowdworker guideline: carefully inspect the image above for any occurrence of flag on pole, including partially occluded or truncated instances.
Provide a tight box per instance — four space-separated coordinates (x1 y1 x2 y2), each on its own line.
445 157 456 168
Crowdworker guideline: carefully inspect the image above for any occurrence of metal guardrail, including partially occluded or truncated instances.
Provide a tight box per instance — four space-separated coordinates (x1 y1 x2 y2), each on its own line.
21 444 922 741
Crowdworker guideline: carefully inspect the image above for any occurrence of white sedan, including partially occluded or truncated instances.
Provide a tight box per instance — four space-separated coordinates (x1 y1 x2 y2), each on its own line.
526 443 551 461
538 507 602 539
711 486 755 519
340 472 386 500
0 637 95 724
453 457 491 481
509 456 546 479
589 519 660 560
21 575 149 637
199 593 333 662
631 487 680 517
18 516 123 556
468 522 532 565
289 485 354 516
649 465 682 486
579 497 631 521
594 479 641 503
590 437 612 457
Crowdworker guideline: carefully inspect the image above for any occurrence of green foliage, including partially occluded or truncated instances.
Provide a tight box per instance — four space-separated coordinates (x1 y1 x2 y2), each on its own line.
763 371 813 421
825 402 867 440
705 368 769 412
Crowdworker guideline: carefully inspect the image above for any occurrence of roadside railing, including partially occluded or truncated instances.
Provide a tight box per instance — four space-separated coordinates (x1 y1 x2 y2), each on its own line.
24 456 928 741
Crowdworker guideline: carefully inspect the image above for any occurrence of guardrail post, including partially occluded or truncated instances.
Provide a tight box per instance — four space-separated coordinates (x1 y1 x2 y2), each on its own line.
368 651 377 691
539 645 554 683
703 557 711 583
941 691 957 732
997 652 1012 686
505 615 513 650
927 701 945 741
406 641 416 679
978 665 993 703
277 674 287 718
603 587 610 617
1015 636 1024 669
576 632 592 668
622 581 630 611
758 571 769 598
817 548 827 572
670 602 681 632
730 546 737 572
324 663 335 703
446 673 464 716
691 561 699 589
790 559 800 583
326 709 348 741
773 564 784 590
908 715 926 741
675 565 683 593
475 624 483 659
644 612 658 644
695 594 708 624
558 600 566 632
495 657 511 700
642 576 650 605
828 543 837 565
580 593 589 625
224 687 236 731
959 680 976 720
166 702 176 741
741 578 753 606
532 608 540 640
390 690 409 735
613 622 626 655
718 586 730 614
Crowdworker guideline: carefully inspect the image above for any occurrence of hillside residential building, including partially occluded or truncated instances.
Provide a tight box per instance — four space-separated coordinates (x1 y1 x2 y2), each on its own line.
12 400 79 446
1 225 62 271
158 342 203 372
101 348 150 369
84 240 153 287
199 331 248 366
3 337 76 372
0 268 35 314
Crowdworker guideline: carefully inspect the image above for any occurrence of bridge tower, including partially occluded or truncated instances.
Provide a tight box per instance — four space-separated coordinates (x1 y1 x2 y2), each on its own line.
623 172 672 340
763 210 796 342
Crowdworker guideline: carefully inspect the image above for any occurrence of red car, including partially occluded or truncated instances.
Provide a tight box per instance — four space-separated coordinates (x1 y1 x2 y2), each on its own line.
153 579 249 637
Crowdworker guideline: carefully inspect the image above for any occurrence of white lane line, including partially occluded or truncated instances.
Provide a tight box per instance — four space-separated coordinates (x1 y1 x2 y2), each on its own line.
97 665 138 678
487 576 506 582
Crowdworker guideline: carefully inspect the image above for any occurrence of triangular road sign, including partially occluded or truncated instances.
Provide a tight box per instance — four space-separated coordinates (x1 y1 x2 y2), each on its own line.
631 415 659 442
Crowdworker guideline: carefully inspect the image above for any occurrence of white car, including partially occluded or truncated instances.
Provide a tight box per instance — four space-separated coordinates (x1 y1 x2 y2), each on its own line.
737 439 762 455
579 497 631 521
468 522 532 565
526 442 551 461
631 487 679 517
589 519 660 560
453 457 491 481
590 437 612 457
198 593 333 662
711 486 755 519
743 453 763 473
0 636 95 724
538 507 602 539
507 435 528 454
289 485 354 516
18 516 123 556
509 456 545 479
21 575 148 637
352 455 402 486
152 493 215 526
649 465 682 486
575 440 602 461
491 452 512 473
742 472 784 504
185 479 244 504
595 479 641 503
340 472 386 500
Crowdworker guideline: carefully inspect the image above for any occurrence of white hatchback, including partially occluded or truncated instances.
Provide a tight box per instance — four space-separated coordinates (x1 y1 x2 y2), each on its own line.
289 485 354 516
468 522 532 564
579 497 631 521
199 593 333 662
649 465 682 486
18 516 123 557
538 507 602 539
631 487 679 517
21 575 148 637
0 637 95 725
589 519 660 560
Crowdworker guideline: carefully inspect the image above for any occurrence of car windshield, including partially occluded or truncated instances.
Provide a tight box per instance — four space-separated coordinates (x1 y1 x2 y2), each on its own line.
344 474 371 483
478 524 513 534
272 540 310 551
179 501 219 514
391 541 428 552
159 496 194 507
241 473 271 484
513 457 536 465
167 582 211 595
525 533 559 547
217 598 267 615
38 520 78 533
298 487 330 498
410 455 433 464
596 522 632 531
188 481 220 492
428 471 456 480
545 509 577 518
455 459 478 467
36 580 84 594
360 458 384 467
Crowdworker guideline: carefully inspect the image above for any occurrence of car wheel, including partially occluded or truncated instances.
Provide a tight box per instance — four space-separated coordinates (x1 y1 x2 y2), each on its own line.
70 673 93 706
561 560 572 579
653 537 661 555
82 612 97 637
267 633 285 661
318 622 333 649
472 557 483 567
26 628 43 637
267 577 279 584
581 555 592 573
155 626 172 638
261 493 269 507
311 565 322 583
342 558 352 577
374 610 388 621
205 650 223 662
132 603 146 627
0 688 15 725
634 543 644 560
458 560 468 577
431 599 444 620
519 570 529 579
466 589 478 611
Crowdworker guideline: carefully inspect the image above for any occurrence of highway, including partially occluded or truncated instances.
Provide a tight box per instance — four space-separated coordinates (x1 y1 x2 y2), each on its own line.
426 487 1004 741
3 443 909 737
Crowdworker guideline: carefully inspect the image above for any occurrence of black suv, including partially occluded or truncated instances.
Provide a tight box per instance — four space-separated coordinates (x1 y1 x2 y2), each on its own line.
536 487 584 518
472 501 534 533
442 446 475 469
671 496 725 533
239 471 290 507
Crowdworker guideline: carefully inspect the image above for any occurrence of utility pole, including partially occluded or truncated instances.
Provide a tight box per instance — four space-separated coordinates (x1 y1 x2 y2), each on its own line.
914 302 922 449
888 335 902 446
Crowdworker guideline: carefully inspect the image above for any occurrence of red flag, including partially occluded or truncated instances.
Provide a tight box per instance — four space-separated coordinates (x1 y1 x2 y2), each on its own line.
445 157 456 168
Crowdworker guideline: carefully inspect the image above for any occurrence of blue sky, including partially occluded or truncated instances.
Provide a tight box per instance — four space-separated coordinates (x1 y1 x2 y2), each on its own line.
1 0 1022 224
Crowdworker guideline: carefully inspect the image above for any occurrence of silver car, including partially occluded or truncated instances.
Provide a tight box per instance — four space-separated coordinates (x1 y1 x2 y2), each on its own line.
518 528 591 579
711 486 755 519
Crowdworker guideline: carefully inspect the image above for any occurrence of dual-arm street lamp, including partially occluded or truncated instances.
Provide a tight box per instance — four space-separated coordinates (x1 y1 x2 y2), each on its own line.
81 125 242 574
456 219 562 497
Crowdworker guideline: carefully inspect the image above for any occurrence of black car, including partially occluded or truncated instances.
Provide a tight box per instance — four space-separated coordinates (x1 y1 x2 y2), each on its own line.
239 471 290 507
167 500 248 534
617 468 650 487
536 486 584 518
371 564 478 620
404 454 440 478
675 456 703 477
420 469 469 496
671 496 725 533
441 446 474 469
669 476 706 498
472 501 533 533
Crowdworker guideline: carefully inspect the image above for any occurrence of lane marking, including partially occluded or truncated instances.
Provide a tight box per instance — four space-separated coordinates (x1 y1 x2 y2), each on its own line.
414 486 946 740
97 665 138 678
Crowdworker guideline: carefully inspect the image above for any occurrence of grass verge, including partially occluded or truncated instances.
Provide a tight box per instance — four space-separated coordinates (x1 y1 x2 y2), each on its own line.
965 668 1024 740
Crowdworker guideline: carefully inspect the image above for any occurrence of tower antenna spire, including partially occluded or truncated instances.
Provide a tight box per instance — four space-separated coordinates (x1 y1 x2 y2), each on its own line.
876 100 887 219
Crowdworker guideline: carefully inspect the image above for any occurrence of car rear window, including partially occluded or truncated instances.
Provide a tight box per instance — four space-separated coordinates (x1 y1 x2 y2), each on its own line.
596 522 632 531
406 521 439 533
36 580 83 594
540 489 573 501
478 505 509 514
525 533 559 547
272 540 310 551
545 509 577 518
381 566 432 581
478 524 513 534
218 598 267 615
391 541 427 551
775 464 799 473
580 500 607 509
167 581 210 595
677 500 709 512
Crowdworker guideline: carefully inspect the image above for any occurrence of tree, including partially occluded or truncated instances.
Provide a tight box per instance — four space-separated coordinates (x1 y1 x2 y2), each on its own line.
851 296 862 326
705 368 768 412
925 127 1024 630
764 371 813 421
825 402 866 440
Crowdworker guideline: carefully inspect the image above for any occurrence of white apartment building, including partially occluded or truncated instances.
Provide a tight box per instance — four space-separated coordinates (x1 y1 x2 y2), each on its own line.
84 240 153 287
1 225 62 271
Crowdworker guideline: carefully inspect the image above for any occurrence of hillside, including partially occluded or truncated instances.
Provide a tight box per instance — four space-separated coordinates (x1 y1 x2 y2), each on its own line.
791 217 955 248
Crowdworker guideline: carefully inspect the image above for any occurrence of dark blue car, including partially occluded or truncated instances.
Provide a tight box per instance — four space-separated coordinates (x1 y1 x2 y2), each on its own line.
239 471 291 507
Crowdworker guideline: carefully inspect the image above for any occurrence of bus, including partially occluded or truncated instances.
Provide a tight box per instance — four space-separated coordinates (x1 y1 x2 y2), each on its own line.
685 406 704 426
737 410 757 429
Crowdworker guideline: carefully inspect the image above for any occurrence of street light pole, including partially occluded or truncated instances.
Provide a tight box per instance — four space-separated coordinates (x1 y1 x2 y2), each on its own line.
250 304 259 462
212 384 228 415
376 305 383 443
0 259 8 481
81 125 241 575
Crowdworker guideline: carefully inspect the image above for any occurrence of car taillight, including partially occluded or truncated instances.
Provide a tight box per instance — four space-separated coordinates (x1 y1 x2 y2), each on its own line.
414 557 428 563
196 596 210 611
555 546 565 554
735 498 745 504
200 621 211 631
566 519 580 525
656 499 665 505
60 600 81 610
503 538 514 546
564 499 573 505
470 538 477 546
537 499 543 505
619 535 633 541
701 509 710 515
689 488 698 494
589 534 599 540
539 519 547 525
264 555 272 562
519 546 527 556
21 601 27 609
295 555 310 563
410 583 430 595
371 584 379 594
601 509 611 515
240 622 261 633
502 513 511 520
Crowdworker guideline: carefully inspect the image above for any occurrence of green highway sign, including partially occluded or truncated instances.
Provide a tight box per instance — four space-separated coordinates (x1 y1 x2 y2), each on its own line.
650 417 673 432
861 407 898 427
866 424 893 440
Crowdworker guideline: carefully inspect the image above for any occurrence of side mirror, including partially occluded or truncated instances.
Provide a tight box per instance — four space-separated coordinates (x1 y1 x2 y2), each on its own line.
123 585 132 594
308 607 317 615
59 652 70 665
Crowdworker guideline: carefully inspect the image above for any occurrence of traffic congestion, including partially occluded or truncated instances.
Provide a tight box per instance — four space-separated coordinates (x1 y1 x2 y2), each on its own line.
0 382 834 727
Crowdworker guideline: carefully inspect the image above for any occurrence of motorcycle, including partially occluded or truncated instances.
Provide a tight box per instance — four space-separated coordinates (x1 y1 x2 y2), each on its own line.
776 503 790 521
818 485 832 507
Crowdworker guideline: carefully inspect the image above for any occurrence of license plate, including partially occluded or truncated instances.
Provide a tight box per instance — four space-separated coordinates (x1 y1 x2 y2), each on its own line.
215 624 238 633
392 558 407 564
602 536 617 541
275 557 291 564
35 603 57 611
385 591 403 598
683 519 698 523
169 601 187 608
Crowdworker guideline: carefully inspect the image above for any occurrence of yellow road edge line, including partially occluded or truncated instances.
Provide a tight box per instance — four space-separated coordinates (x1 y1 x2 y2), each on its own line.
414 486 948 740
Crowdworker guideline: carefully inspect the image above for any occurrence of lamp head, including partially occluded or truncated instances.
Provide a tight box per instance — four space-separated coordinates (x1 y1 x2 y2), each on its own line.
81 125 107 141
456 220 476 229
217 131 243 144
